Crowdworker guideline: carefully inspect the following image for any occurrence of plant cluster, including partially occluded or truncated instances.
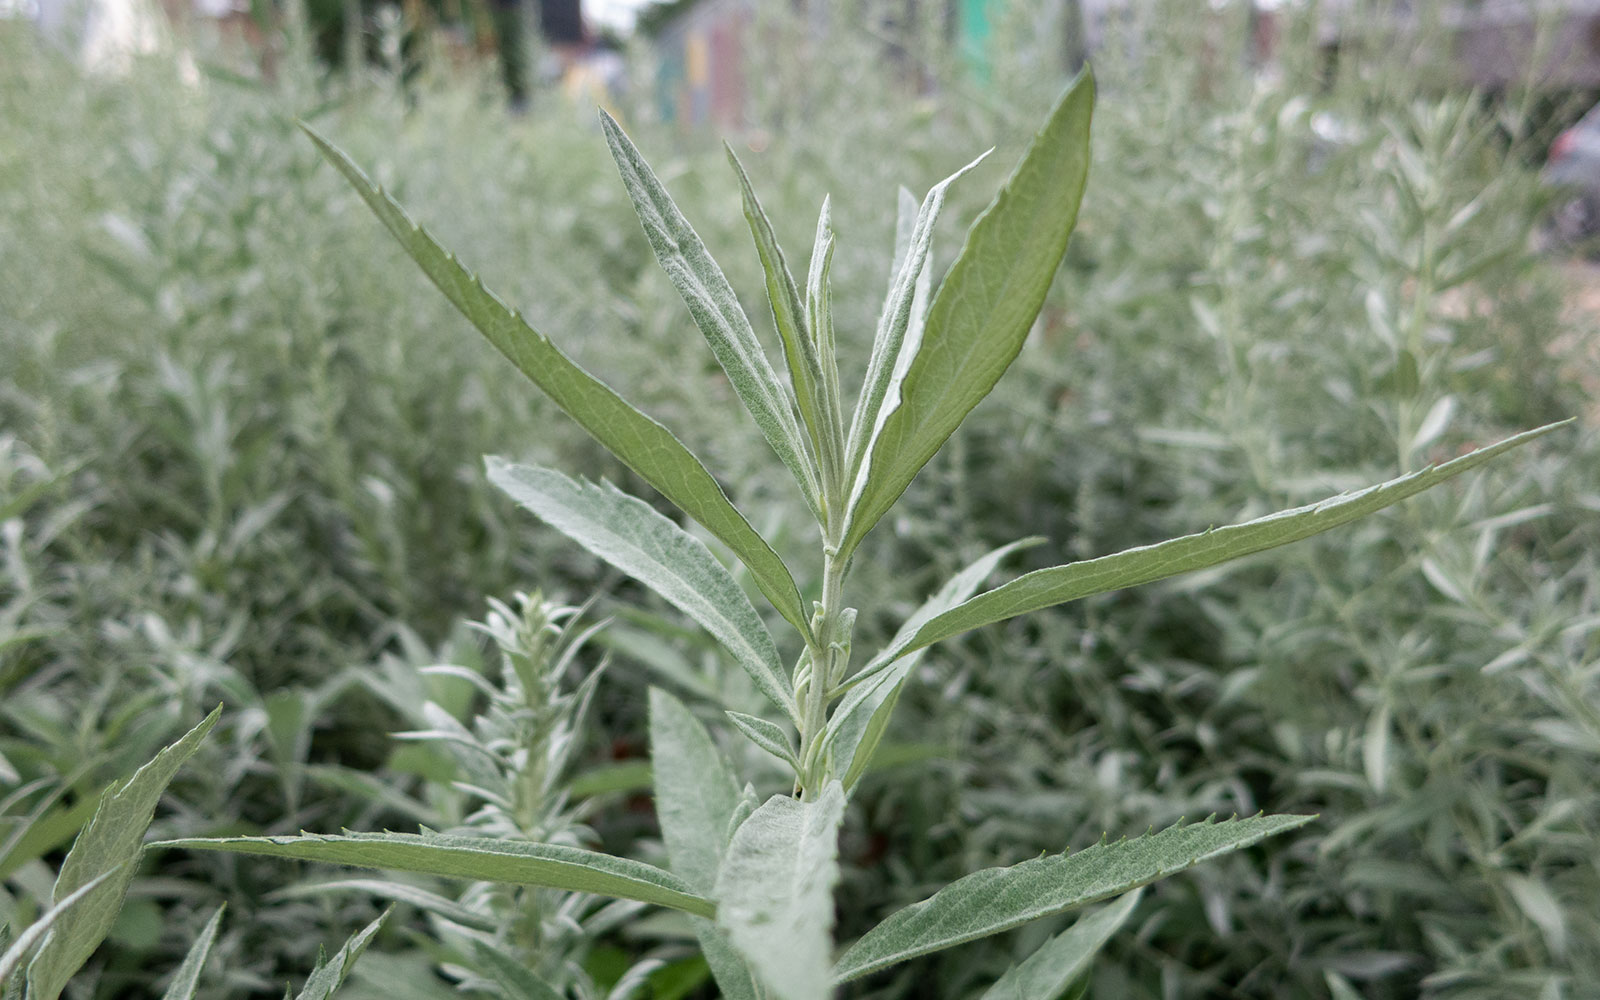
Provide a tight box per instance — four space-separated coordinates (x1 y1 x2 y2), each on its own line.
1 1 1593 997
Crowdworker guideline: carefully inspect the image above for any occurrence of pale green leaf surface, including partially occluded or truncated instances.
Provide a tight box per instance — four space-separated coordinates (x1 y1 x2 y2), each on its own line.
845 152 989 507
295 911 388 1000
727 147 836 488
269 880 497 932
691 917 764 1000
842 70 1095 556
725 712 798 770
977 890 1140 1000
157 831 714 918
0 869 121 988
601 111 822 519
159 904 225 1000
889 187 917 282
470 941 564 1000
489 461 793 717
300 125 808 640
804 198 844 495
649 688 743 895
827 539 1041 788
879 422 1566 665
715 782 846 1000
833 814 1313 983
26 708 220 1000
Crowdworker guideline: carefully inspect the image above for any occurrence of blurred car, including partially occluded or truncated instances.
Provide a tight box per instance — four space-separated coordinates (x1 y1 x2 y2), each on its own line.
1545 103 1600 247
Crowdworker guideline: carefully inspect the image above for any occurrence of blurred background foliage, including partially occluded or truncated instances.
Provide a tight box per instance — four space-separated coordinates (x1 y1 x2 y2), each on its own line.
2 0 1598 997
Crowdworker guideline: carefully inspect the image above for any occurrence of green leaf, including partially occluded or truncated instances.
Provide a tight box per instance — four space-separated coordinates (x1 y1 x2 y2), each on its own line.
159 904 225 1000
601 111 823 520
301 125 809 641
833 814 1311 984
691 918 764 1000
649 688 743 895
844 151 989 509
268 879 497 932
295 910 389 1000
490 461 794 718
888 187 917 284
715 782 846 1000
977 890 1140 1000
827 539 1041 789
725 711 798 771
727 147 840 495
470 940 565 1000
157 831 714 918
871 422 1567 667
0 868 122 988
25 708 220 1000
804 198 845 499
841 70 1095 557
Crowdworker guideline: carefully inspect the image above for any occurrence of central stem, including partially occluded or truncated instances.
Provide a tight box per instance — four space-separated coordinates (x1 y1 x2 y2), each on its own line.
796 545 847 800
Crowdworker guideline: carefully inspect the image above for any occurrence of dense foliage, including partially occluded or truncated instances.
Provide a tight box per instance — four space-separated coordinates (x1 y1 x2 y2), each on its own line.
2 1 1596 998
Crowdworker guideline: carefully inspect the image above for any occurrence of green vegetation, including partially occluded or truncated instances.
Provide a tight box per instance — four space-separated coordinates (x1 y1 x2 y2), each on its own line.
1 1 1596 998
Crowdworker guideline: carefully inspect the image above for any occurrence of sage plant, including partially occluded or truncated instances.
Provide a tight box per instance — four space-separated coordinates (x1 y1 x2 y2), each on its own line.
163 72 1562 997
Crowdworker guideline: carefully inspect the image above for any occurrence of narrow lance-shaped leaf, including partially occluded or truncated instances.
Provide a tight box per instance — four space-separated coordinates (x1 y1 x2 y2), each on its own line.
872 422 1567 668
842 70 1095 558
269 880 497 932
601 111 823 521
978 890 1141 1000
300 125 810 641
833 814 1312 984
716 782 846 1000
649 688 764 1000
294 910 389 1000
26 708 220 1000
805 198 845 489
490 461 794 718
726 711 799 771
888 187 917 285
844 151 990 506
471 941 566 1000
727 146 839 496
157 831 715 918
649 687 743 893
0 868 122 988
826 539 1042 789
159 904 226 1000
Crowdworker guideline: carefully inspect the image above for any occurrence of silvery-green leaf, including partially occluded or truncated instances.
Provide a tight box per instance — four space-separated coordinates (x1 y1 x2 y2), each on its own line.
691 918 764 1000
294 910 389 1000
157 831 714 918
841 70 1095 557
649 688 742 895
870 422 1567 668
826 540 1041 789
159 904 225 1000
833 814 1311 983
725 712 798 771
888 187 917 285
601 111 823 521
977 890 1141 1000
269 880 496 932
804 198 845 497
727 146 840 495
716 782 846 1000
26 708 220 1000
489 461 794 718
301 125 809 641
0 869 122 988
844 152 990 510
471 941 564 1000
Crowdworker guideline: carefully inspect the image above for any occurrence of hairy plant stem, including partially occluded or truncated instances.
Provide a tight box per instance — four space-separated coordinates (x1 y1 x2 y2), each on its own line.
796 535 849 800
